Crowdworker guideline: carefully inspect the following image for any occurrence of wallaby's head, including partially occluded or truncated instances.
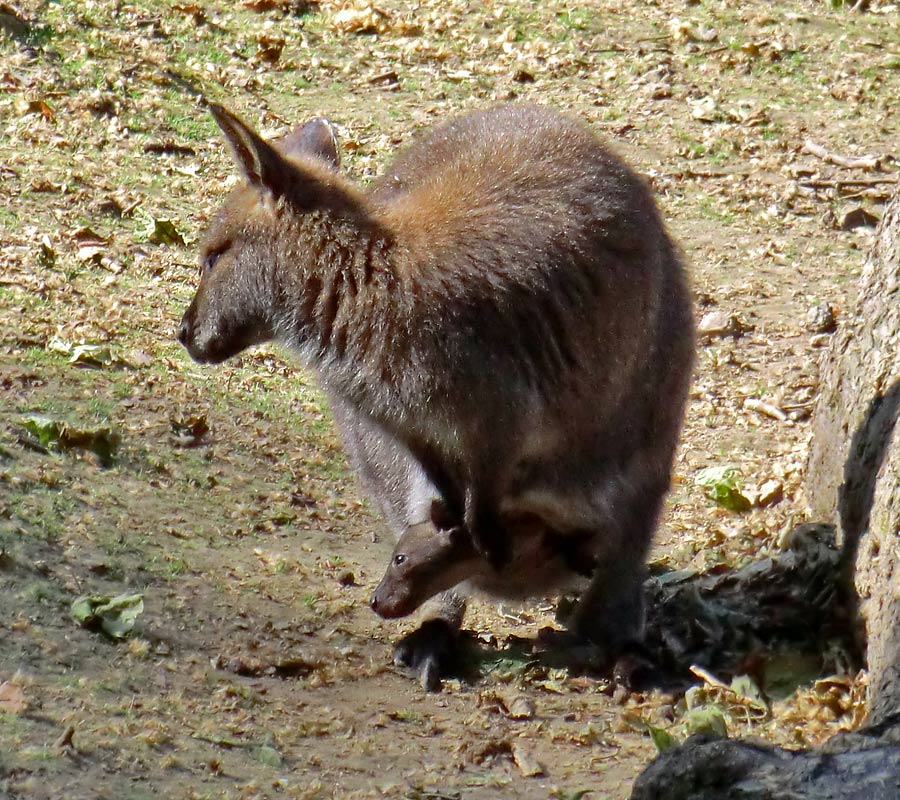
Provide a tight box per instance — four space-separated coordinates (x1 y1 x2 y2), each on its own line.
177 104 349 364
370 522 482 619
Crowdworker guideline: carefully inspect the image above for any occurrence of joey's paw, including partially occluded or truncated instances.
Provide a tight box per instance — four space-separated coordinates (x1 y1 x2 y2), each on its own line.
393 619 457 692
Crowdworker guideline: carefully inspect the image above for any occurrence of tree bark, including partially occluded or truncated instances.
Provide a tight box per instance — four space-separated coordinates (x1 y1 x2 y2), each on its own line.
806 183 900 724
630 183 900 798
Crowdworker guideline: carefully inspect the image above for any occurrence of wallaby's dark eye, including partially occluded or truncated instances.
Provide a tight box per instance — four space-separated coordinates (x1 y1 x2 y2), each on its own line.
201 243 230 275
393 554 407 567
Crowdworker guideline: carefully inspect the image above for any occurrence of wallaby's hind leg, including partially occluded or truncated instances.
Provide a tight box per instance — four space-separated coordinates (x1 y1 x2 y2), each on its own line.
392 591 466 691
567 486 667 653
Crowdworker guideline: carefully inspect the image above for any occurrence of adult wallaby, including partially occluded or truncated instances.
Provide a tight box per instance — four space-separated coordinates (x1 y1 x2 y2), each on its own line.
178 102 694 690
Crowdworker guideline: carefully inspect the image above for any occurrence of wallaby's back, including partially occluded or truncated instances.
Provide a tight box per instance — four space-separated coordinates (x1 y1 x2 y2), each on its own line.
354 105 692 541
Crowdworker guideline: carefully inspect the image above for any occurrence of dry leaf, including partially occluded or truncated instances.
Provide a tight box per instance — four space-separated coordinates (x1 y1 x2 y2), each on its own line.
0 681 27 714
256 34 285 63
512 742 545 777
72 226 108 245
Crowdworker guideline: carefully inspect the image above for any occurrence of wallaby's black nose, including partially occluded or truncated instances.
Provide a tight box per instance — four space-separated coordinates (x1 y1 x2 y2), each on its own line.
177 317 190 345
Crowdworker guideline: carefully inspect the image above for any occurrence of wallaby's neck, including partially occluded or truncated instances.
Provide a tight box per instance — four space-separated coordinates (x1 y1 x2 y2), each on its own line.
271 201 410 392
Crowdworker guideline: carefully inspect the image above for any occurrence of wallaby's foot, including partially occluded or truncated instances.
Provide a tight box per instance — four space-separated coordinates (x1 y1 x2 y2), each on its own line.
610 647 656 691
537 626 612 672
536 627 654 688
393 618 458 692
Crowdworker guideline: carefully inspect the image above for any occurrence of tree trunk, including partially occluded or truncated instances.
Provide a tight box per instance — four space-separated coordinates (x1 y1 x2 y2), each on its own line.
630 183 900 799
806 183 900 724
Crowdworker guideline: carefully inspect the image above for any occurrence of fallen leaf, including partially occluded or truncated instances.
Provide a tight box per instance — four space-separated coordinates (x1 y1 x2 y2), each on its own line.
256 744 283 767
38 234 56 267
646 722 677 753
0 681 27 714
512 742 545 777
71 593 144 639
840 207 879 231
244 0 319 13
256 33 285 63
76 245 105 264
694 466 752 513
170 413 210 446
16 98 54 120
505 694 536 720
69 344 118 368
72 226 108 245
148 218 185 246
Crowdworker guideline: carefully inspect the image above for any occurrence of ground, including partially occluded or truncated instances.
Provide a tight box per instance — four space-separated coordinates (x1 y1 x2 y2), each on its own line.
1 1 898 798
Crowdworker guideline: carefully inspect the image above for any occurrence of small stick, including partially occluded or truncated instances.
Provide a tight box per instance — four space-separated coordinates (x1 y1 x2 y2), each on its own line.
799 177 897 188
55 725 76 752
744 398 790 423
689 664 730 690
802 139 883 170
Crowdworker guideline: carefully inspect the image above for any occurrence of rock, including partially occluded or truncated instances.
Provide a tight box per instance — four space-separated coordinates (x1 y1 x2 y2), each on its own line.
806 303 837 334
755 479 783 507
697 311 747 340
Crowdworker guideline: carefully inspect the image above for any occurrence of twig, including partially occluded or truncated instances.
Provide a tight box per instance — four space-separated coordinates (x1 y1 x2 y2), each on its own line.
689 665 730 690
744 398 790 423
803 139 884 170
799 177 897 188
54 725 76 752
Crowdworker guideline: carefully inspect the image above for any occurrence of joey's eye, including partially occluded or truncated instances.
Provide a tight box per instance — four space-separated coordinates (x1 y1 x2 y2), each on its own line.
392 554 407 567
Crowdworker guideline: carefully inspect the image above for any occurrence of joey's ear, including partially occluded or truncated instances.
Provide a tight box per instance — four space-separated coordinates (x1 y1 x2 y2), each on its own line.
429 498 458 531
209 103 294 194
446 525 475 554
278 117 340 170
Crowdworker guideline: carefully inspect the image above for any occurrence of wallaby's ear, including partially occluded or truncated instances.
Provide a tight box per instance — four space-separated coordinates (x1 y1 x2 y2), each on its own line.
278 117 340 170
209 103 293 195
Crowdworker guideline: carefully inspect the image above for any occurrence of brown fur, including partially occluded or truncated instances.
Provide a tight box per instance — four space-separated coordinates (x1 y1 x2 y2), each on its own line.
178 102 694 665
371 513 595 620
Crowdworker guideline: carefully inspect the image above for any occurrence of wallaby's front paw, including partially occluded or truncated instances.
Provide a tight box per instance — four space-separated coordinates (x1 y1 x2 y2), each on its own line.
393 618 457 692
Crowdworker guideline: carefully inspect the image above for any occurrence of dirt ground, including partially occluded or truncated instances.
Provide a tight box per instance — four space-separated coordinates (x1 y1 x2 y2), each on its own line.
1 1 898 798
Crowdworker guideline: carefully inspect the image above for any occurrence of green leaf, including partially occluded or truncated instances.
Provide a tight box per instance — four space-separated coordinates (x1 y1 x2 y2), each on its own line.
646 723 678 753
148 217 185 246
256 744 283 767
682 704 729 738
21 415 120 466
71 593 144 639
694 466 751 512
730 674 768 713
22 415 62 449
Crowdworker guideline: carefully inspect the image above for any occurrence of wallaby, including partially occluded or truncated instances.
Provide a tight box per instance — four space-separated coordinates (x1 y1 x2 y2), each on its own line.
178 101 694 690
